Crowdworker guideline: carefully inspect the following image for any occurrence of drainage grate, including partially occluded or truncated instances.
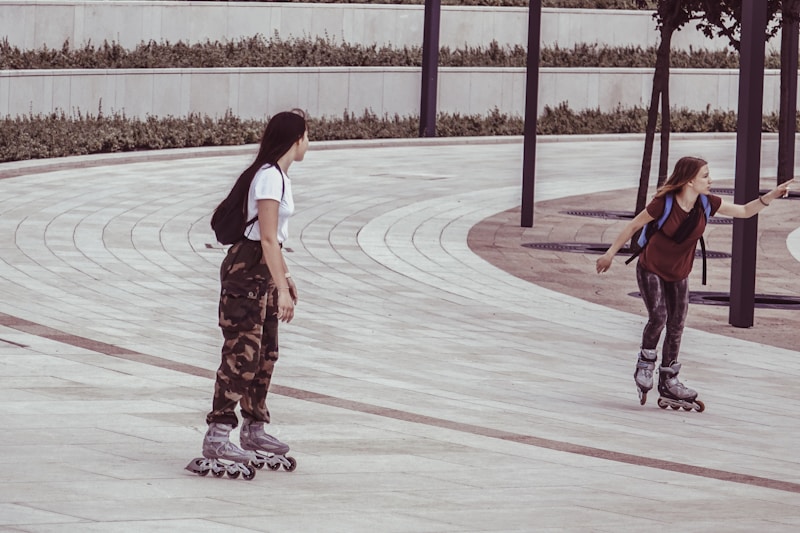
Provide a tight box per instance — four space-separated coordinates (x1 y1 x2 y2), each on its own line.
562 210 733 225
711 188 799 200
370 173 448 180
522 242 731 259
628 291 800 310
561 210 634 221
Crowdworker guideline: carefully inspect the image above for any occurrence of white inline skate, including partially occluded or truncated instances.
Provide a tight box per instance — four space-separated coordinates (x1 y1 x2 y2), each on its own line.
240 418 296 472
657 362 705 412
185 423 258 480
633 348 657 405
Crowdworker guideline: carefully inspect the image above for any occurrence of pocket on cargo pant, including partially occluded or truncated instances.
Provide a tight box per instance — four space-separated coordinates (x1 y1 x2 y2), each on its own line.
218 281 266 332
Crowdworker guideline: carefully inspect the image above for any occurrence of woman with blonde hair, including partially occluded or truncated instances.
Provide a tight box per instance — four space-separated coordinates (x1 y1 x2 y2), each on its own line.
596 156 792 411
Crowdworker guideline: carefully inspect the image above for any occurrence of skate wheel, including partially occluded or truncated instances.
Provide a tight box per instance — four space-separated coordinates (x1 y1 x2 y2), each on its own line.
212 469 225 478
197 469 209 477
227 470 240 479
683 406 692 411
670 405 679 410
657 398 668 409
639 391 647 406
243 467 256 481
695 400 705 413
268 462 280 471
253 461 264 470
283 456 297 472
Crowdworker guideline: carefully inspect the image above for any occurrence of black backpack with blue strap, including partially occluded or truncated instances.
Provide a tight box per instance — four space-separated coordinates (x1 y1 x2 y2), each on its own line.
625 194 711 284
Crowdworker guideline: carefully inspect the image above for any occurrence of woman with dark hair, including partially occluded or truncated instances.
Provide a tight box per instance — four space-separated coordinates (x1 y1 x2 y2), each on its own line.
596 156 792 411
187 109 308 479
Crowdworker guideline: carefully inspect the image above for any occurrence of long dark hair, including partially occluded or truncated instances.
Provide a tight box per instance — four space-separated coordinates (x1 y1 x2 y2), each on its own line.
654 156 707 199
222 109 306 208
236 108 307 186
210 110 306 240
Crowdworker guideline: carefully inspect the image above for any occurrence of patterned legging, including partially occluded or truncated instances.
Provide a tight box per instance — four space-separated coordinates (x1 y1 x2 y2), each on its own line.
636 263 689 367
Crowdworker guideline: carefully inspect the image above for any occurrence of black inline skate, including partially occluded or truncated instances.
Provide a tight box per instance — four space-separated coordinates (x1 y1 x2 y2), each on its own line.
657 362 705 412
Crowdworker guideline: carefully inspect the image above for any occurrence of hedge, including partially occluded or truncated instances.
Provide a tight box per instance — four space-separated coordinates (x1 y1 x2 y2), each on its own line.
0 105 786 163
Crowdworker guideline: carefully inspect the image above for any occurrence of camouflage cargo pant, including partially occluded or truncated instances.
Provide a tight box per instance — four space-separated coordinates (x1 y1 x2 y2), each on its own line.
206 239 280 427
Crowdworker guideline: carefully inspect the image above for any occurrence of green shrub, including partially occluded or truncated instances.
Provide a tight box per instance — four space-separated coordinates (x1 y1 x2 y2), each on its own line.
0 105 791 163
1 36 772 70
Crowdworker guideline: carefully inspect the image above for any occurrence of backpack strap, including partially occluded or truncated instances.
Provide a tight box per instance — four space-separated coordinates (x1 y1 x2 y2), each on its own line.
625 194 673 265
698 193 710 285
244 165 286 238
625 193 712 285
635 194 673 247
699 194 710 220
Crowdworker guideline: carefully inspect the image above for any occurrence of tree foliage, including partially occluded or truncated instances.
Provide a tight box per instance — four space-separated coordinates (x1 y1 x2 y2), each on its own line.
696 0 782 50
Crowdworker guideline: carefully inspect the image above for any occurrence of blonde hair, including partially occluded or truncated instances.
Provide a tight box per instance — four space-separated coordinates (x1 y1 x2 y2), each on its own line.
654 156 708 199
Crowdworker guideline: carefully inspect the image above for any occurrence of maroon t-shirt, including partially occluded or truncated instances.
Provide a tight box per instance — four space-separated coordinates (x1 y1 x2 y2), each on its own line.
638 194 722 282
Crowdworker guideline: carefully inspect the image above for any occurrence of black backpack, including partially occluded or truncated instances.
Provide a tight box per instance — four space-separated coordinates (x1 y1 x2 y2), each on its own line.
210 165 283 245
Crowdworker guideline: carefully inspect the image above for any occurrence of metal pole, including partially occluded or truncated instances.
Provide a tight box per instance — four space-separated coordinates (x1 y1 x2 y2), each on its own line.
521 0 542 228
778 9 799 185
729 0 768 328
419 0 441 137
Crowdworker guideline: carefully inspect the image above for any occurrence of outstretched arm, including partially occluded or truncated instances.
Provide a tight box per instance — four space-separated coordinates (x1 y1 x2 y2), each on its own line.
716 179 794 218
596 208 655 274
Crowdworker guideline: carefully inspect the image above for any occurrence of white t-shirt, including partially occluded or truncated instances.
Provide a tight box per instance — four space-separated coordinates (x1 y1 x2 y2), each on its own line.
244 164 294 243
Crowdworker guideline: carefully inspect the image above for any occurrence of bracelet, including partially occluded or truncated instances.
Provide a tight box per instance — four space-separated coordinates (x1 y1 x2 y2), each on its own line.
758 196 770 206
285 273 292 279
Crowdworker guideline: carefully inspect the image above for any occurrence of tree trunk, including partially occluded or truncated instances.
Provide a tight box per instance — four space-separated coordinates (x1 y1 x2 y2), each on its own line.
657 33 672 189
635 34 672 216
633 26 674 251
778 1 799 185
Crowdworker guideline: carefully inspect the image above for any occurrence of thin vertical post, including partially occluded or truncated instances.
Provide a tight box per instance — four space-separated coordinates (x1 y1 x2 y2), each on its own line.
419 0 441 137
778 8 799 185
521 0 542 228
729 0 768 328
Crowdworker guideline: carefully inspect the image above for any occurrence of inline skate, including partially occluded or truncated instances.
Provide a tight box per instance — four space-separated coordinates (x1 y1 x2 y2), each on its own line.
240 418 297 472
657 362 705 412
633 348 657 405
185 423 258 479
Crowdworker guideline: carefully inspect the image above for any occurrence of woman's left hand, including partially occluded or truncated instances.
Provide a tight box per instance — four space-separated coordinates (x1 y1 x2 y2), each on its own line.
287 276 299 305
766 179 794 202
276 290 294 323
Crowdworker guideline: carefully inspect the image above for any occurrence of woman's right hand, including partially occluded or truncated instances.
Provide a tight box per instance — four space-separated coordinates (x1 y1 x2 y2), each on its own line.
596 253 613 274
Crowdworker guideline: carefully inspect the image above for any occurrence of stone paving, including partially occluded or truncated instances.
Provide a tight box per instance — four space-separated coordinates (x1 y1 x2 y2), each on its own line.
0 134 799 532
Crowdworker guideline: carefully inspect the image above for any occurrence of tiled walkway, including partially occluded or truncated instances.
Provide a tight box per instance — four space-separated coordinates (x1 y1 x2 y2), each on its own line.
0 135 798 532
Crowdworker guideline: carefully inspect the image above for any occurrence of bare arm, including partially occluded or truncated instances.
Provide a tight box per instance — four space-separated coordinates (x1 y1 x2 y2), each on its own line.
716 179 794 218
281 253 298 304
595 208 655 274
257 199 294 322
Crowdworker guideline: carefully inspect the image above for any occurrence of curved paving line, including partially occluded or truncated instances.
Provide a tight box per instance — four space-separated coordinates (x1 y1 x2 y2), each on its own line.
2 308 799 495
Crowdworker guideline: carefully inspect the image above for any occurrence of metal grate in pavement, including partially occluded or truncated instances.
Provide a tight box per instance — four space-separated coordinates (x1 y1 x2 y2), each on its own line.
522 242 731 259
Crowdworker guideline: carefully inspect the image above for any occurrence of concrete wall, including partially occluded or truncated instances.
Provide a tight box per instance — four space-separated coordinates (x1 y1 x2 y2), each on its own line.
0 1 749 52
0 67 784 120
1 2 783 120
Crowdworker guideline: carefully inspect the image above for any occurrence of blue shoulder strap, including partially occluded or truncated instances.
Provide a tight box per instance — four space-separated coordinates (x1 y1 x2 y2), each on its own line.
699 194 710 221
637 194 673 247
